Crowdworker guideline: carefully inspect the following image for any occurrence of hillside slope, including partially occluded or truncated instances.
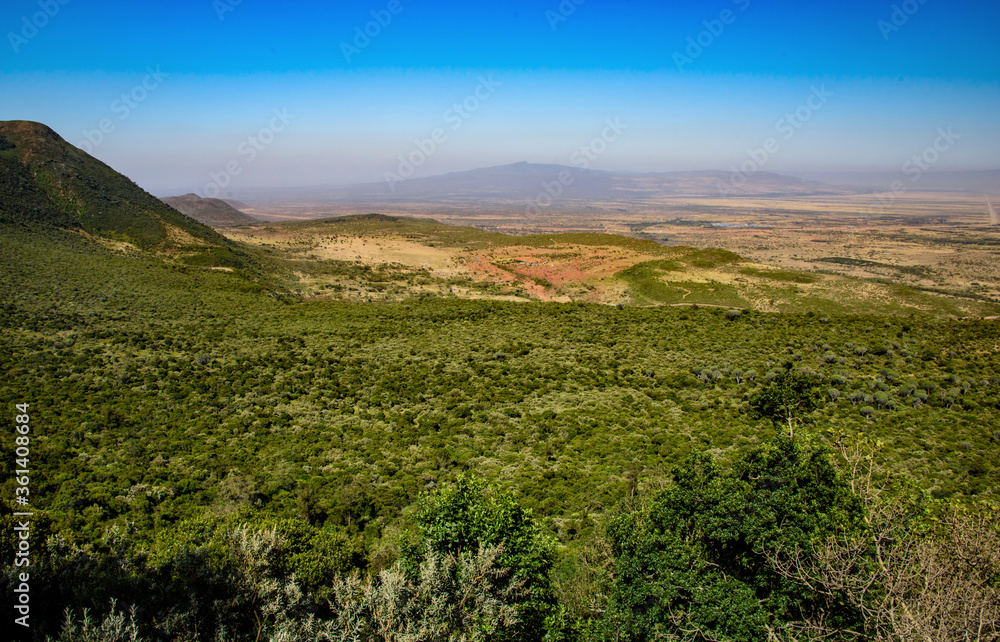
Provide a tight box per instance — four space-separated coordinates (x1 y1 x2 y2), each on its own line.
0 120 252 268
161 193 258 227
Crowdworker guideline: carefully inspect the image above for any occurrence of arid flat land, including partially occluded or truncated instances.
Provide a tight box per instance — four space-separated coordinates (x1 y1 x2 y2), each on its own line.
228 191 1000 316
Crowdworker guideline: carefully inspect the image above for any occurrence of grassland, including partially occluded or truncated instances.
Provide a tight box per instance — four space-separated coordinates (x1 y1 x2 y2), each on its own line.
238 190 1000 311
222 212 1000 317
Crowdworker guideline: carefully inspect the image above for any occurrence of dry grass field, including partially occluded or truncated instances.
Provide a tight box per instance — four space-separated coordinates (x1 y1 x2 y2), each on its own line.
224 189 1000 317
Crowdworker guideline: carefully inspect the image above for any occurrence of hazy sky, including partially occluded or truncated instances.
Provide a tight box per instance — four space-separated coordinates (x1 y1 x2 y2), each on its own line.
2 0 998 196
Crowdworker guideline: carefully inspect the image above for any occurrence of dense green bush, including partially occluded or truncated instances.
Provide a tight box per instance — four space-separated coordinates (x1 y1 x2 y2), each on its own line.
405 476 556 642
599 434 862 641
2 224 999 640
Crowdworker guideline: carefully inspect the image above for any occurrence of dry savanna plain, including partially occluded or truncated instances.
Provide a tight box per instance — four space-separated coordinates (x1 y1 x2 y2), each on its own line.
229 190 1000 317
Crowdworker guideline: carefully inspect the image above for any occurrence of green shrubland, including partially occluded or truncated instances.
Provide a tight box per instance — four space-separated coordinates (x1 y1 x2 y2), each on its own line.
2 223 998 640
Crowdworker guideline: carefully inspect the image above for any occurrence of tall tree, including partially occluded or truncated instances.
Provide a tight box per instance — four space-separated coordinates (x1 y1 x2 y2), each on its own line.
601 434 862 641
748 369 824 437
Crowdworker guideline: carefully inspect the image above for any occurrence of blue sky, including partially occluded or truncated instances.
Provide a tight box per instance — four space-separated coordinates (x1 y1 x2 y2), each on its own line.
1 0 998 195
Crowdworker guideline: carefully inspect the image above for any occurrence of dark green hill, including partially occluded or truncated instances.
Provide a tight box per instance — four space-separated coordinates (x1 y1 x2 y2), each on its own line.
0 120 251 268
161 193 258 227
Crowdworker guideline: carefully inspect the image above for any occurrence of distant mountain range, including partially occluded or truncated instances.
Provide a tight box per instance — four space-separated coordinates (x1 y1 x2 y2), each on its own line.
161 193 258 227
785 170 1000 195
235 162 851 205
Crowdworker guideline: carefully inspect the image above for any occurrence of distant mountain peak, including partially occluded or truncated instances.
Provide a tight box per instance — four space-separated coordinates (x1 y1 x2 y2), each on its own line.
160 193 258 228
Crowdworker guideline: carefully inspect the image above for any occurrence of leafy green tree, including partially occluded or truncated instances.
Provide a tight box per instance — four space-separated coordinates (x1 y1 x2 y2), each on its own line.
748 369 824 436
768 437 1000 642
601 434 862 641
405 475 556 642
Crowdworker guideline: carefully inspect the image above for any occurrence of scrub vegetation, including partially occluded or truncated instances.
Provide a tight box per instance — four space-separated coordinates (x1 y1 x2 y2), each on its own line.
1 122 997 640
